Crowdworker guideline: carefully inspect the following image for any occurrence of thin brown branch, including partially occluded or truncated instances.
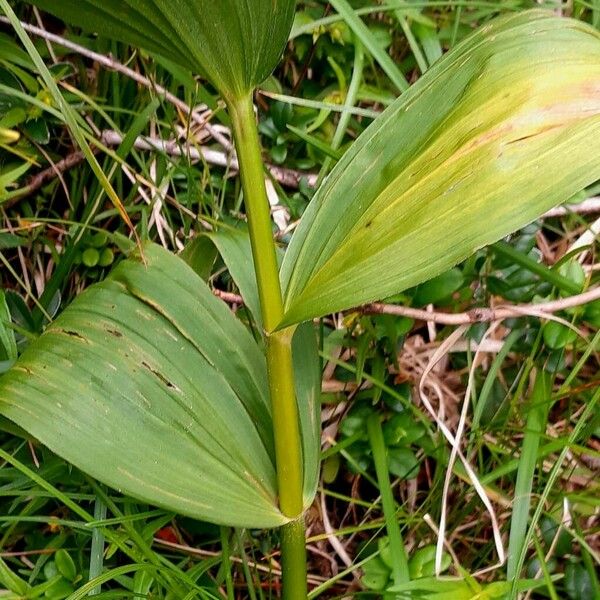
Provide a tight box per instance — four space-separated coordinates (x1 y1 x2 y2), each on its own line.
0 548 56 557
0 16 231 149
100 129 318 188
363 285 600 324
3 148 95 209
213 284 600 324
543 197 600 218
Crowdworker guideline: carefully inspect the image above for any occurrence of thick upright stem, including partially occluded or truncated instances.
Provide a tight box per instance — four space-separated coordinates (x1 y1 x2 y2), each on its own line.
228 93 307 599
265 329 304 517
281 517 309 594
227 94 283 334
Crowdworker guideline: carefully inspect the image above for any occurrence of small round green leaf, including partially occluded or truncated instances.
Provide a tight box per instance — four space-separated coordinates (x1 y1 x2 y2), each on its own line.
89 232 108 248
81 247 100 268
54 550 77 582
565 561 594 600
361 555 391 591
44 578 75 599
409 545 450 579
98 247 114 267
543 321 577 349
558 260 585 295
412 268 464 306
383 413 425 446
387 447 419 479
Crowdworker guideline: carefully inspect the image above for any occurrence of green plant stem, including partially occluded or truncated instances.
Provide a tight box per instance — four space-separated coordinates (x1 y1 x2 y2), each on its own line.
265 329 305 517
366 413 410 585
228 95 284 334
281 517 308 595
228 93 307 599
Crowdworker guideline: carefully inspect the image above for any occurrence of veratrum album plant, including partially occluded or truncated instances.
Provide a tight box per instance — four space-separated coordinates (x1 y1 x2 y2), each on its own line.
1 3 600 598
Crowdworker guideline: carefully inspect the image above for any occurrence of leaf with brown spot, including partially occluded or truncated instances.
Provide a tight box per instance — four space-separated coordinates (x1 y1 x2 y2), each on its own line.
0 244 319 528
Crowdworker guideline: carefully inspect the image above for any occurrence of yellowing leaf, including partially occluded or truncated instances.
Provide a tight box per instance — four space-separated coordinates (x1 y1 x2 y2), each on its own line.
280 11 600 326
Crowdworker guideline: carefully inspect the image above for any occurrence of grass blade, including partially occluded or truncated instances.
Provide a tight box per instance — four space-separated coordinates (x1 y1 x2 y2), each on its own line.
328 0 409 93
507 369 553 580
366 413 410 585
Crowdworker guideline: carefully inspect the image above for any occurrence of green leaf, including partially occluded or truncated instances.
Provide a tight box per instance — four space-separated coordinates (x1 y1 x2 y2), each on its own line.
54 549 77 582
387 447 419 479
408 545 450 579
287 124 344 160
414 21 443 67
194 227 321 505
558 259 586 295
543 321 578 350
389 575 563 598
82 247 100 268
0 290 17 362
204 227 265 327
179 235 218 281
280 11 600 327
540 516 572 556
388 576 477 599
0 243 293 528
361 555 391 591
0 32 35 69
383 412 425 446
0 161 30 193
292 322 321 506
412 268 464 306
25 0 295 100
44 577 75 598
0 556 30 596
565 561 594 600
98 247 115 267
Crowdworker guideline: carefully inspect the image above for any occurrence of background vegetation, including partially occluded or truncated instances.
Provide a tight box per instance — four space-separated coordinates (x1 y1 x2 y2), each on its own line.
0 0 599 598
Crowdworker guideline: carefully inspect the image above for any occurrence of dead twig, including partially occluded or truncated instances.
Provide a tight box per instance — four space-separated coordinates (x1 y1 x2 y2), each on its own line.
213 285 600 326
3 149 93 209
0 16 231 149
543 197 600 218
99 130 318 188
363 285 600 324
